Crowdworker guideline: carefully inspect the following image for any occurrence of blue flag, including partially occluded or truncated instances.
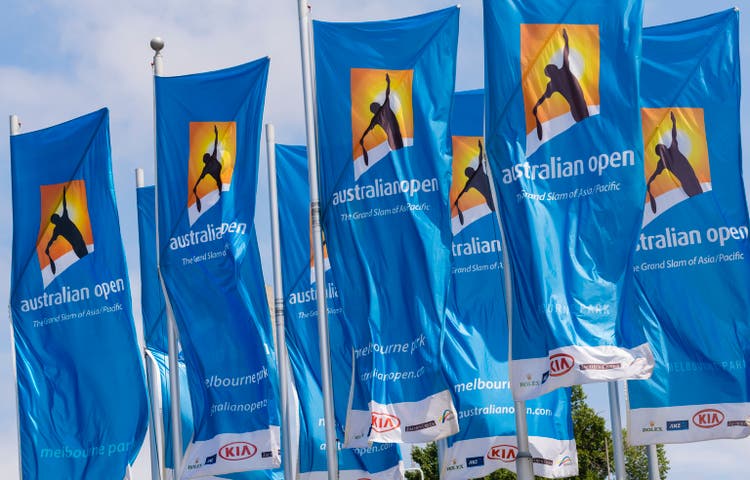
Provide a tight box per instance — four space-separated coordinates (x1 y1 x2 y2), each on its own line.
483 0 654 400
276 144 404 479
314 6 460 445
155 58 281 477
136 185 194 473
137 185 282 480
9 108 148 479
440 90 577 478
627 9 750 445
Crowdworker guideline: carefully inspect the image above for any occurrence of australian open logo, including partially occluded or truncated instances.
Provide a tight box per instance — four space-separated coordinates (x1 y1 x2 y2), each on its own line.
188 121 236 225
332 68 441 207
350 68 414 180
451 136 495 234
36 181 94 288
521 24 600 156
641 108 711 226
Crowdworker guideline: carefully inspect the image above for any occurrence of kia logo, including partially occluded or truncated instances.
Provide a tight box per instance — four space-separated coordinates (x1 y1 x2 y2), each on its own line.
549 353 574 377
371 412 400 433
692 409 724 429
487 444 518 463
219 442 257 461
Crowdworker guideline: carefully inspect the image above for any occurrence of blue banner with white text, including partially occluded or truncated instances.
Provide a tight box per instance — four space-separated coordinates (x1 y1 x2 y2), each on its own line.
314 7 460 444
276 144 404 479
10 108 148 480
483 0 654 400
440 90 578 480
440 90 578 478
627 9 750 445
155 58 281 478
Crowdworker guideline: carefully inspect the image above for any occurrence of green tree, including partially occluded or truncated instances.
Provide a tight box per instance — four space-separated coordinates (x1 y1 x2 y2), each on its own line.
405 386 670 480
623 429 669 480
571 385 611 479
406 442 438 480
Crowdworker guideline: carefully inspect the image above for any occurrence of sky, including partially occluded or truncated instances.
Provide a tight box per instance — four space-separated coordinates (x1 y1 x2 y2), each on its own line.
1 0 749 479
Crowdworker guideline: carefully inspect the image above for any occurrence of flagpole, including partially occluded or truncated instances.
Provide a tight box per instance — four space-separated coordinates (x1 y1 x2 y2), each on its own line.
481 120 534 480
608 381 626 479
647 444 659 480
485 157 535 480
136 168 163 480
265 124 295 480
296 2 339 478
9 114 23 480
150 36 184 475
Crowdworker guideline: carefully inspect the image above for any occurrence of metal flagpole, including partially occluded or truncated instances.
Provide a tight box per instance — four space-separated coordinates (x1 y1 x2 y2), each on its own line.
296 2 339 478
608 381 627 479
481 119 534 480
9 114 24 480
646 444 659 480
265 123 295 480
136 168 163 480
150 36 184 474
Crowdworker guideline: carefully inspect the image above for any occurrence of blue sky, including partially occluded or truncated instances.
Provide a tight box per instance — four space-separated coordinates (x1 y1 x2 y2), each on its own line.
1 1 749 478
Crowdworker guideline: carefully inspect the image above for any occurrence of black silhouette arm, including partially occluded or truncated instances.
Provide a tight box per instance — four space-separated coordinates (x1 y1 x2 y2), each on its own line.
646 159 665 189
193 171 207 193
563 28 570 70
212 125 218 159
670 111 678 148
359 116 379 145
562 29 570 70
533 84 553 114
456 167 479 204
61 187 69 219
385 73 391 102
45 230 59 253
477 140 484 164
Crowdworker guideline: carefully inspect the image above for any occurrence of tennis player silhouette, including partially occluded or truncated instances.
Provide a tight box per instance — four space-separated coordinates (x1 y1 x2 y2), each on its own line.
454 140 494 225
193 125 222 212
359 73 404 166
532 29 590 140
45 187 88 274
646 111 703 213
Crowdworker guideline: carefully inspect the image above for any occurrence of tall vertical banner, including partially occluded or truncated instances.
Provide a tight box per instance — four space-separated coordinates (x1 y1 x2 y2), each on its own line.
314 7 460 444
155 58 281 478
137 186 284 480
440 90 578 479
483 0 654 400
627 9 750 445
9 109 148 479
276 144 404 479
136 185 194 474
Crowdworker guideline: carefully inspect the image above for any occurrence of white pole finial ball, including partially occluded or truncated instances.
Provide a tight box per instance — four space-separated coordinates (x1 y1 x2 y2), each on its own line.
150 37 165 52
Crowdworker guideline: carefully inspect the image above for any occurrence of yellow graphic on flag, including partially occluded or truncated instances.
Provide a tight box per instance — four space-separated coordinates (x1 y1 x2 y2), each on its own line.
36 180 94 288
187 121 236 225
641 108 711 226
521 24 600 156
450 136 495 234
351 68 414 179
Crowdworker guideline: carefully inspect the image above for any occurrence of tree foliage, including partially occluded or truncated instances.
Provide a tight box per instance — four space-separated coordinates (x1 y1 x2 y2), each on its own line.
405 385 670 480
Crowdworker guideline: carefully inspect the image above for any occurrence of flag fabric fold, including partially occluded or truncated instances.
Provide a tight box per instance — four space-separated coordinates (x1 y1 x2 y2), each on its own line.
10 108 148 479
627 9 750 445
155 58 281 478
483 0 653 400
